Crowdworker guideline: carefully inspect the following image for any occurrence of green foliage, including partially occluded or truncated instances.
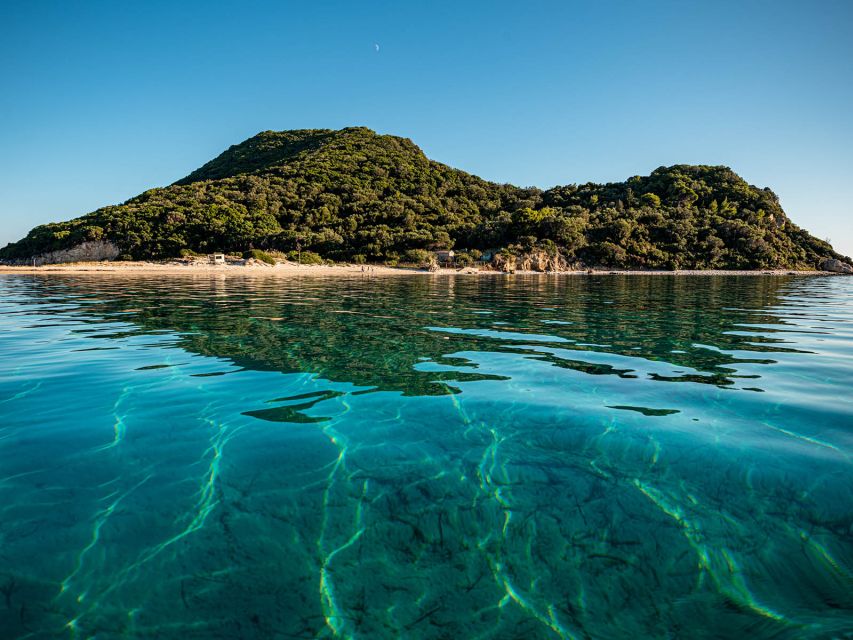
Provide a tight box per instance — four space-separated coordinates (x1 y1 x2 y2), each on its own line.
403 249 432 266
641 193 661 207
286 250 324 265
455 253 475 267
243 249 277 264
1 128 847 270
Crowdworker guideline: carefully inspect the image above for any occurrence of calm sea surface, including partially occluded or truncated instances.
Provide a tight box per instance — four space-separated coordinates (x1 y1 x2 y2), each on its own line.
0 274 851 639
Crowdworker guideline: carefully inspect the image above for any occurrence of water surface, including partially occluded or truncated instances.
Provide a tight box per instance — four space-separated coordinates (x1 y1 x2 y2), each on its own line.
0 274 851 639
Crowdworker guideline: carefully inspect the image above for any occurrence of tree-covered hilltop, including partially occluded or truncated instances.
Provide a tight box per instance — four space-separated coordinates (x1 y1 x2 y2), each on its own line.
1 126 847 269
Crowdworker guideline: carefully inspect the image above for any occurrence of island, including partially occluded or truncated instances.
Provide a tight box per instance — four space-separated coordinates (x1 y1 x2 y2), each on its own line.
1 127 850 273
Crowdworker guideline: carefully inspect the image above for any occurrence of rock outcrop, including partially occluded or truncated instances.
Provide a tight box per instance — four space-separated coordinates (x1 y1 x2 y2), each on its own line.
820 258 853 274
491 250 571 273
33 240 120 265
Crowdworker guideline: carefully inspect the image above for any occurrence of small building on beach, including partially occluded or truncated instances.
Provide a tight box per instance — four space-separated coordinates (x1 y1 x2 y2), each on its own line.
209 253 226 265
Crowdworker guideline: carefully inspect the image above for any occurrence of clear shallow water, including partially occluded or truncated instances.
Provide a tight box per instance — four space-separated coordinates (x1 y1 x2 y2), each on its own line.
0 273 851 639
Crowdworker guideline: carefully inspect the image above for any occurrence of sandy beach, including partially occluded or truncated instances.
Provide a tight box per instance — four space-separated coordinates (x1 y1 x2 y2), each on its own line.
0 261 836 277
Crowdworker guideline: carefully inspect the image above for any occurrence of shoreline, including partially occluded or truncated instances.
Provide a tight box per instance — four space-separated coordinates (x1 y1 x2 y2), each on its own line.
0 261 839 277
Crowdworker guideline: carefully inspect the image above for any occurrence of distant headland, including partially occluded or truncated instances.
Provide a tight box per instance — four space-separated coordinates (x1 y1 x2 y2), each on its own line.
2 127 850 273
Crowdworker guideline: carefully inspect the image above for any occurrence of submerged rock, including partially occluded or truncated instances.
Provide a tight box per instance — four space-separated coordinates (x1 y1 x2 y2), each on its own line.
820 258 853 273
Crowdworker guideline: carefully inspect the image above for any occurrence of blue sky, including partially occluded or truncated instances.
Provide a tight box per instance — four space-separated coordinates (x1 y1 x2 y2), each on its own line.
1 0 851 256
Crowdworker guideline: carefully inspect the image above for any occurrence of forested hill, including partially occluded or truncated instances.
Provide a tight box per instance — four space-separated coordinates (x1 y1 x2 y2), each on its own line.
1 126 847 269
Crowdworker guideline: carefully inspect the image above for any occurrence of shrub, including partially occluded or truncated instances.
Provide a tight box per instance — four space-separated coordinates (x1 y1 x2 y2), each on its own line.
403 249 431 266
455 253 474 267
286 250 324 265
243 249 276 265
641 193 661 207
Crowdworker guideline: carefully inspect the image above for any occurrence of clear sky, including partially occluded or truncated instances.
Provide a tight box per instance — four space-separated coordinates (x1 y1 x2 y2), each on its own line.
1 0 851 257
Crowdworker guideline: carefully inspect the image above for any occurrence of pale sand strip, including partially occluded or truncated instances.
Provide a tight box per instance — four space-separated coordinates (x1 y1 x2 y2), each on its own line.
0 261 836 277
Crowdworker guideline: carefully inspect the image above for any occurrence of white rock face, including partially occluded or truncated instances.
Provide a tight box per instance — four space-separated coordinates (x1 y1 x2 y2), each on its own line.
35 240 121 265
820 258 853 274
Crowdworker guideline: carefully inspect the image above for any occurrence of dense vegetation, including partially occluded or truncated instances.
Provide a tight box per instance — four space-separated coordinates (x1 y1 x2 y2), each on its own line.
1 127 846 269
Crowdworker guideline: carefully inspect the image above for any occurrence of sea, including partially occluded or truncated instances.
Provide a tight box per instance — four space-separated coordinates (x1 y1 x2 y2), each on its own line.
0 273 851 639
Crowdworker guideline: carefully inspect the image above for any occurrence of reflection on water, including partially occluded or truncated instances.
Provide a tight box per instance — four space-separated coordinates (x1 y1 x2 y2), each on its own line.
0 273 851 639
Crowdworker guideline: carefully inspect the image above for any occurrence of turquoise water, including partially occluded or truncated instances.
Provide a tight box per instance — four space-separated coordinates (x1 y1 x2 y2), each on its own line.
0 274 851 639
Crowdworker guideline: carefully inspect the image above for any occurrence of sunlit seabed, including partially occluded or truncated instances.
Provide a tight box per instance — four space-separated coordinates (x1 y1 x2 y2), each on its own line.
0 274 851 639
